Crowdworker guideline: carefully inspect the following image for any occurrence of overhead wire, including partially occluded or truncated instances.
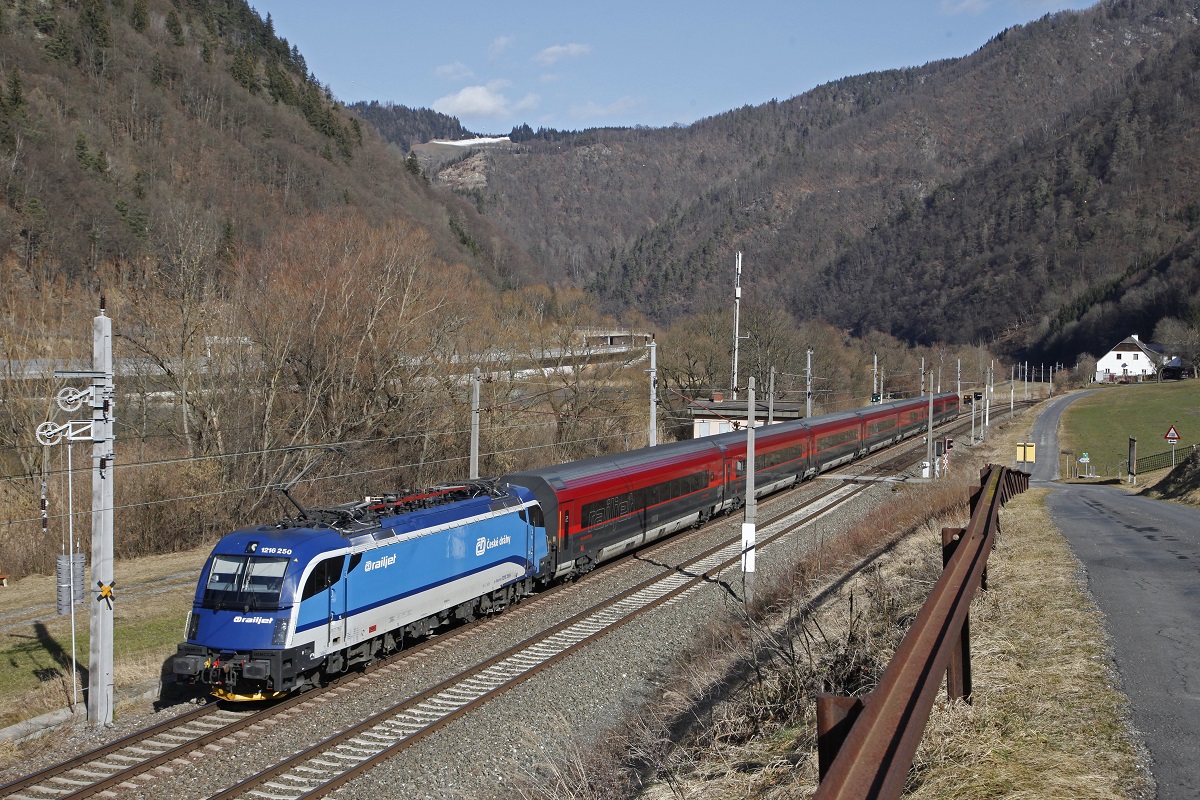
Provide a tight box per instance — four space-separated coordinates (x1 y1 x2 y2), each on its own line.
0 426 647 529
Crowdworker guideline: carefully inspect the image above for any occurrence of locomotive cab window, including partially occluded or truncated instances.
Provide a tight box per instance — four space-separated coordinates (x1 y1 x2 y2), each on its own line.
202 554 289 610
301 556 345 601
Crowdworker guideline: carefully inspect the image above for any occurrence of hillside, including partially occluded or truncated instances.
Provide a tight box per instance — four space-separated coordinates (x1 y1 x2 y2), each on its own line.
416 0 1200 364
0 0 533 291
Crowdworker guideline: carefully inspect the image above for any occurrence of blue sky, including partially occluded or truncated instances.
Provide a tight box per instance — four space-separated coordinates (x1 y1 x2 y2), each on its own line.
252 1 1099 135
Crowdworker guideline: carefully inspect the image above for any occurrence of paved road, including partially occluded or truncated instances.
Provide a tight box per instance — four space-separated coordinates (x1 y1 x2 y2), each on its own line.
1026 390 1094 482
1034 391 1198 800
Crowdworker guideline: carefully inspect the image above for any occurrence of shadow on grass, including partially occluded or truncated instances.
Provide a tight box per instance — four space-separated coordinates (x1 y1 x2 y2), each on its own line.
32 622 86 710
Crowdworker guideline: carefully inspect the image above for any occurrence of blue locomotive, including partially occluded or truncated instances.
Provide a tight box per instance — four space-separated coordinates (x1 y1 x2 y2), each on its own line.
172 482 548 700
173 393 959 700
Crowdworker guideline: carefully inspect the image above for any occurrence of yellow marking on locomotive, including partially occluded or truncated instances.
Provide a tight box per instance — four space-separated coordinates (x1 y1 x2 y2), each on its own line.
213 687 288 702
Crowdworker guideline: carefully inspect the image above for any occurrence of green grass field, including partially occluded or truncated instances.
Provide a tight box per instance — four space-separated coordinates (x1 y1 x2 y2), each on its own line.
1060 381 1200 476
0 549 204 729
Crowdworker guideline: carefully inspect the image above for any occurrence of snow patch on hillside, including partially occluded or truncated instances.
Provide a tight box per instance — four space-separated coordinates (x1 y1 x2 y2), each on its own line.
430 137 511 147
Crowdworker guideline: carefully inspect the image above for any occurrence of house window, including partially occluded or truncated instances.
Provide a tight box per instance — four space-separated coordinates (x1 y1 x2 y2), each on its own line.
1133 353 1138 360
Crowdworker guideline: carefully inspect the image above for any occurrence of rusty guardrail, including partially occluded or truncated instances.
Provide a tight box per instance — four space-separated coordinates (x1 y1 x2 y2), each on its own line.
813 464 1029 800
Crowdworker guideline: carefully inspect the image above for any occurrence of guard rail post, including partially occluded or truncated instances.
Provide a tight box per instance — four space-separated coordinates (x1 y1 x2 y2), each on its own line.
940 526 972 700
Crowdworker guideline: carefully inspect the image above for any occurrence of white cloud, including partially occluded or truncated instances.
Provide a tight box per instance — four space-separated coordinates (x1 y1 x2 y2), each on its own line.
433 81 539 120
435 61 473 81
515 93 540 112
489 35 515 61
534 43 592 66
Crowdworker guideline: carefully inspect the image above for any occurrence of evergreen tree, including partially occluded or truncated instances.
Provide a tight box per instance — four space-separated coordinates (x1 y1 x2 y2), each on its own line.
130 0 148 33
79 0 111 48
6 68 23 111
165 10 184 46
75 132 91 166
229 48 259 93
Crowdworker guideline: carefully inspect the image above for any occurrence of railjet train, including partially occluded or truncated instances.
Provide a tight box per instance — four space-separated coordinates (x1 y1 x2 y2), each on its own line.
173 393 959 700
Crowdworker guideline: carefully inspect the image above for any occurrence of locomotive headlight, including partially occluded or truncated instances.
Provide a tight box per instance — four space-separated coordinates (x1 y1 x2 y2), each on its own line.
185 612 199 640
272 617 290 646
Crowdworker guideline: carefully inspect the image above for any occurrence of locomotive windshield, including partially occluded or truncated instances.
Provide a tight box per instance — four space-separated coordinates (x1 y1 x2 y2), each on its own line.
201 555 289 610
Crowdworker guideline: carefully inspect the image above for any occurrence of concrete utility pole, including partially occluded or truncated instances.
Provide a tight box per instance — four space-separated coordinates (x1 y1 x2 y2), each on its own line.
805 348 814 418
921 356 925 396
971 393 977 444
926 389 934 479
985 360 992 433
647 339 658 447
767 366 775 425
873 353 879 402
469 367 480 479
88 308 115 727
957 358 961 403
731 252 743 401
742 376 756 603
36 303 117 726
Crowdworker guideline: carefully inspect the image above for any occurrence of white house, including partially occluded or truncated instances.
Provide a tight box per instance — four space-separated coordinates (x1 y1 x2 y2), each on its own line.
1094 334 1177 382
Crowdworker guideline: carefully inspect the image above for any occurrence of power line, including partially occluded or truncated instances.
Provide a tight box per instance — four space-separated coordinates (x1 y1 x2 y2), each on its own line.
1 427 645 529
0 411 649 486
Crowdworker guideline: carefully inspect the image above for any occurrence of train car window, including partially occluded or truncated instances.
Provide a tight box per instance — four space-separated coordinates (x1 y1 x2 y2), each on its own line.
518 509 527 523
529 506 545 528
816 429 858 450
348 553 362 572
578 470 709 529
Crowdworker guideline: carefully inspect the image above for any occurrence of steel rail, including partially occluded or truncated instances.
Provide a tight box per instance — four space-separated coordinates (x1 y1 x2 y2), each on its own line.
813 464 1029 800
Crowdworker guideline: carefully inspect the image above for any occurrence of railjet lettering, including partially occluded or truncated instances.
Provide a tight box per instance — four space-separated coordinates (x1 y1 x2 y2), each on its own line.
475 534 512 556
364 554 397 572
233 615 274 624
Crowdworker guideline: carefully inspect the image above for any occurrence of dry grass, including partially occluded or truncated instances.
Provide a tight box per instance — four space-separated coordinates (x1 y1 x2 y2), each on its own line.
906 490 1151 800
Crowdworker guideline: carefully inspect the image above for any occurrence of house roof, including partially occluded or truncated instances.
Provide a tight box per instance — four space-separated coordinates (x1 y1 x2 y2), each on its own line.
1105 334 1165 362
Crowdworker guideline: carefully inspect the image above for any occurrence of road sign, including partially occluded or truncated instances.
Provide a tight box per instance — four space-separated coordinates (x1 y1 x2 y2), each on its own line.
1079 452 1090 464
1165 425 1180 444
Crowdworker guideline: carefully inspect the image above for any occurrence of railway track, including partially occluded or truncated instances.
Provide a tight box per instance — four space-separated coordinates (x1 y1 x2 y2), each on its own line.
208 475 880 800
0 416 972 799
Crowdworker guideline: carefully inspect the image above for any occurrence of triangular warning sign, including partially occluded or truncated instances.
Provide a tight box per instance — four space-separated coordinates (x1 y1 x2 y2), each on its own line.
1165 425 1180 441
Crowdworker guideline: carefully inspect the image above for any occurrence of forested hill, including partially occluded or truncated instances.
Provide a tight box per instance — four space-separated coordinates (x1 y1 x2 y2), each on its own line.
0 0 533 292
349 101 475 154
425 0 1200 364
